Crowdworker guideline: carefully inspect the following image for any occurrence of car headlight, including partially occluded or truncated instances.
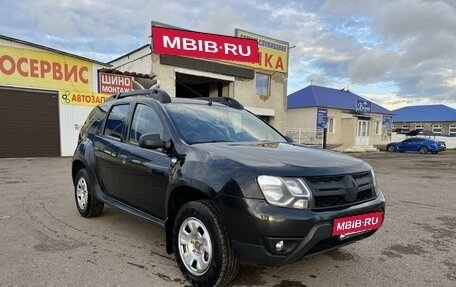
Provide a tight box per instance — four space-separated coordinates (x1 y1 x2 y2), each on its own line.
257 176 311 209
370 168 379 195
370 168 377 187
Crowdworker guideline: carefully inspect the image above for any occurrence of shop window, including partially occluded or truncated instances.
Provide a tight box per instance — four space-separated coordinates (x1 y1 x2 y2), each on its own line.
328 118 335 133
432 124 442 134
449 124 456 136
401 125 410 132
375 121 381 135
414 124 424 131
256 73 270 98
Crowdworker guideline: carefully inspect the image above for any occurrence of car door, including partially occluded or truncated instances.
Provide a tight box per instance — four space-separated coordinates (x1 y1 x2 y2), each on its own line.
93 104 130 199
117 103 171 219
399 138 414 151
409 138 423 151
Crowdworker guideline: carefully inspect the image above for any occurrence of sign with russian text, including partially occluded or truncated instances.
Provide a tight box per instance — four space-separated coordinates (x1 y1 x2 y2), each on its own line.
316 108 328 130
152 26 259 63
356 100 371 113
61 90 108 106
0 46 92 91
332 211 383 236
99 72 133 94
235 29 289 73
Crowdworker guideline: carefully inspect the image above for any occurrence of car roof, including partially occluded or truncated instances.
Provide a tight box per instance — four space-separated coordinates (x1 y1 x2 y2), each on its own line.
106 95 230 108
104 88 244 110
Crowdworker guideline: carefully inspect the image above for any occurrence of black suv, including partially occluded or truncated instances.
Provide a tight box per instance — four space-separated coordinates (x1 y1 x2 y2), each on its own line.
72 88 385 287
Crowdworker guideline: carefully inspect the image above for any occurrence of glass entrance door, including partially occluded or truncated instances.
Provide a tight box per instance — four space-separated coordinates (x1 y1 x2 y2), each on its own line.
356 120 370 146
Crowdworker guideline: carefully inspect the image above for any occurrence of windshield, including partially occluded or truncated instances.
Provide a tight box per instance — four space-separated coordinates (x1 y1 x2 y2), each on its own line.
165 103 286 144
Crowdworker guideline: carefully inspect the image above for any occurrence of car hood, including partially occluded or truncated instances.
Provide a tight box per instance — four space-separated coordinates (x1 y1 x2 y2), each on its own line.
192 142 371 176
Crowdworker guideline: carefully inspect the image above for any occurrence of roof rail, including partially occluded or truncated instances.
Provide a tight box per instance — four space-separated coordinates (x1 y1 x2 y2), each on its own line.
196 97 244 110
107 88 171 103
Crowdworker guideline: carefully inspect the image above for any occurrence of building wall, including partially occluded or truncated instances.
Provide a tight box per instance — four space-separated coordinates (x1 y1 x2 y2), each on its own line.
286 107 392 148
150 54 177 97
0 39 107 156
393 121 456 136
114 51 288 133
326 108 343 145
231 71 286 132
341 118 356 146
109 46 152 74
59 104 95 156
287 107 317 129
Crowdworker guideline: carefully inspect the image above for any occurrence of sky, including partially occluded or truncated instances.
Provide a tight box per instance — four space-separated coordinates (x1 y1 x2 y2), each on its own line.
1 0 455 110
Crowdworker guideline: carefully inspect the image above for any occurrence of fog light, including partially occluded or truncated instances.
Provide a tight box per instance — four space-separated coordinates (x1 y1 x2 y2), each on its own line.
275 241 284 252
293 199 308 209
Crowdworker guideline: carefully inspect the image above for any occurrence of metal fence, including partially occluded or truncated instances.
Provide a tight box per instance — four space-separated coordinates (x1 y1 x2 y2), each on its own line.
286 128 324 147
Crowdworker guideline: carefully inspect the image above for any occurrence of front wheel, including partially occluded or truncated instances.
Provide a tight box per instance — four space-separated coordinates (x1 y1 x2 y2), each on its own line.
173 200 239 287
74 169 104 217
419 146 428 154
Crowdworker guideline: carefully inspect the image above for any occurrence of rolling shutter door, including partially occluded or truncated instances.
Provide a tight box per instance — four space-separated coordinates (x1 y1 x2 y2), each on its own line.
0 88 60 158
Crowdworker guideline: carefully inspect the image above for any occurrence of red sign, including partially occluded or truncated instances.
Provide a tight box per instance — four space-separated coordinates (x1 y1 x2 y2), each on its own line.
332 211 383 236
99 72 133 94
152 26 259 63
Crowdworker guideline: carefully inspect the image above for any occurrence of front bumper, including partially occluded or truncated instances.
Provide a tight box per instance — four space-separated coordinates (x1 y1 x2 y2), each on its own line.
219 192 385 266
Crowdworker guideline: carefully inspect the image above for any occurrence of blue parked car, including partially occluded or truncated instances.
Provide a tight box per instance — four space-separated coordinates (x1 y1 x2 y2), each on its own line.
386 137 446 154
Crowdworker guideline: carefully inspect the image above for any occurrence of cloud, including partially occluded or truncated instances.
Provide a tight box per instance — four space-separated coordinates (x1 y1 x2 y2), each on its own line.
348 48 396 83
0 0 455 109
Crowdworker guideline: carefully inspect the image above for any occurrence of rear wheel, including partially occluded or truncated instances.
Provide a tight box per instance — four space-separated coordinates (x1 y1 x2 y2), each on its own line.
75 169 104 217
173 200 239 287
419 146 428 154
387 145 395 152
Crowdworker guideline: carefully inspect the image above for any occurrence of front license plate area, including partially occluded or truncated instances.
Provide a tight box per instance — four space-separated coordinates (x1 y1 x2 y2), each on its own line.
332 211 383 237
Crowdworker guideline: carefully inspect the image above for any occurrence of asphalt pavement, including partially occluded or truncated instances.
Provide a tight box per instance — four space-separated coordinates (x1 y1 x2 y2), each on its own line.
0 152 455 287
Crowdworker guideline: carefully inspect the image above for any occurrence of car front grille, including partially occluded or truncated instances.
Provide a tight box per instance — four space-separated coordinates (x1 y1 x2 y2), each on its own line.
304 171 376 209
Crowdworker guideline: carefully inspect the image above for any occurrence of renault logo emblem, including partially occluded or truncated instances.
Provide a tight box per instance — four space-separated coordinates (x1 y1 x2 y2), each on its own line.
343 175 359 202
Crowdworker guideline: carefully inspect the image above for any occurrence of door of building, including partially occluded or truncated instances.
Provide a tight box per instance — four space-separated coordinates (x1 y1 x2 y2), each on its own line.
356 120 370 146
0 87 60 158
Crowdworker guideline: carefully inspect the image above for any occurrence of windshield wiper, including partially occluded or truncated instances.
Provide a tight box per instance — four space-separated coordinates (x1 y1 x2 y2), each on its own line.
189 140 234 144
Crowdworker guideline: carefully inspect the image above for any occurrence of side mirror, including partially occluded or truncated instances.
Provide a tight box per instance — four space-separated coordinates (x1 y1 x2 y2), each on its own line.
284 136 294 143
139 133 168 150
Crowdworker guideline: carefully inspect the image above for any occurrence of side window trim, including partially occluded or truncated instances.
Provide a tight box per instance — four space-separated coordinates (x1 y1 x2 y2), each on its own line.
103 104 130 141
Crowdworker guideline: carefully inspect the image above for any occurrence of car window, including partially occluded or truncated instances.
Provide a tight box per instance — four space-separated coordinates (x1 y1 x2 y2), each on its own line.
79 105 108 141
104 104 130 140
165 103 286 144
129 104 164 143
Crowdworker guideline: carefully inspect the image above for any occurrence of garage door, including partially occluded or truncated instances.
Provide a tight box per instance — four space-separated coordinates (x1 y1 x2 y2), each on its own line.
0 88 60 158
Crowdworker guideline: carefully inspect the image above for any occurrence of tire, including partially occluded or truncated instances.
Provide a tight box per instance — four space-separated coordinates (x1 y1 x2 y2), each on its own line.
173 200 239 287
74 169 104 218
419 146 428 154
387 145 395 152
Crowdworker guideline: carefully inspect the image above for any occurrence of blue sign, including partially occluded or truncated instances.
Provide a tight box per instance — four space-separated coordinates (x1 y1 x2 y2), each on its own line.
356 100 371 113
382 115 393 125
316 108 328 129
